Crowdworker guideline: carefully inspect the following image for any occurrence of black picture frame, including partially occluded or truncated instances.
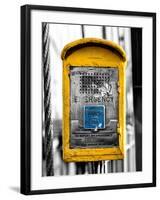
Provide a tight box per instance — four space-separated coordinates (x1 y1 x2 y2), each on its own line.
21 4 156 195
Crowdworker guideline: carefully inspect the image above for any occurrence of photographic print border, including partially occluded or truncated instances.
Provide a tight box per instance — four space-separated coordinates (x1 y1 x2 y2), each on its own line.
20 4 156 195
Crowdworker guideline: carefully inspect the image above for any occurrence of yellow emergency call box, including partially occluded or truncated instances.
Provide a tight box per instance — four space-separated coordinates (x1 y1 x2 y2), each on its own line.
61 38 127 162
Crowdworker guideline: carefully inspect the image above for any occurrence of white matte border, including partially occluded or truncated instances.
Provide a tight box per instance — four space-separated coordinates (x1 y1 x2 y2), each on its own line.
31 9 153 190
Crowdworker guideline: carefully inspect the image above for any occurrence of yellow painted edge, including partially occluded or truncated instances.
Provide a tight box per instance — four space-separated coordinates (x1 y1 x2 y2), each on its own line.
63 154 124 162
61 38 127 62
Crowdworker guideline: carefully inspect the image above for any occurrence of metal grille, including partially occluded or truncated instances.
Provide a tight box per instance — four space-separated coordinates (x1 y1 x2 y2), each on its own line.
80 72 111 95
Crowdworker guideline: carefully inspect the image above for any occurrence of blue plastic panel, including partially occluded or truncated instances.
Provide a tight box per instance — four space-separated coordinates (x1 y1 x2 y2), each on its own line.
84 105 105 129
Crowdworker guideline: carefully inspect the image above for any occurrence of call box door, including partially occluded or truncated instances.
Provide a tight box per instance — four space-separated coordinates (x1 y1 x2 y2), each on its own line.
70 66 119 149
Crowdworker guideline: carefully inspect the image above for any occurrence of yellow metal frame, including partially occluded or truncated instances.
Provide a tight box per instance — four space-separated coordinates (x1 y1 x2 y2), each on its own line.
61 38 127 162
